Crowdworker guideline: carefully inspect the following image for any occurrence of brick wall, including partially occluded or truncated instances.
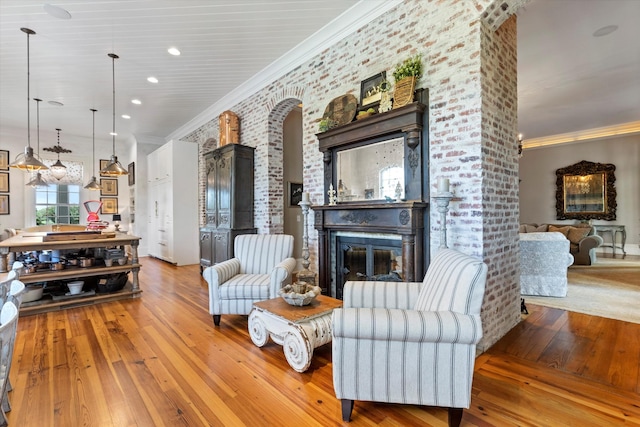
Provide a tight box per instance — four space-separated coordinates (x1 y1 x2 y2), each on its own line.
184 0 526 351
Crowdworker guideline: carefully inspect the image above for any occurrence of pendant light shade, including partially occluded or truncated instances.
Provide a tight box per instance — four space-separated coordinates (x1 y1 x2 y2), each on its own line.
100 53 128 176
26 98 48 187
48 128 68 180
84 108 102 190
10 28 48 172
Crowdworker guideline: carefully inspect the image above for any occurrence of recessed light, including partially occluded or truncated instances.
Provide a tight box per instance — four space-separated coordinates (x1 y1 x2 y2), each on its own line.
593 25 618 37
48 100 64 106
168 47 181 56
44 4 71 19
147 76 159 83
121 114 131 119
131 99 142 105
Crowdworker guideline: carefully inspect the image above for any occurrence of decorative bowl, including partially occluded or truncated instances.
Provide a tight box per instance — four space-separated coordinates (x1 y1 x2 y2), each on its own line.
278 283 322 306
22 285 44 302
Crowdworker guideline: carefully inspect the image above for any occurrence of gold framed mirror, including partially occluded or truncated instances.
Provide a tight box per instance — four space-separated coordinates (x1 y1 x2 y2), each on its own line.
556 160 616 220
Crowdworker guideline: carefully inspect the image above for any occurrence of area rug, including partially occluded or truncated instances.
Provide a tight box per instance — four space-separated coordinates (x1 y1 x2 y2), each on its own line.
523 267 640 324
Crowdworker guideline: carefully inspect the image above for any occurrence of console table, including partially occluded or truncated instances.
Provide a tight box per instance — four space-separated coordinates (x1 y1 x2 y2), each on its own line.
593 225 626 258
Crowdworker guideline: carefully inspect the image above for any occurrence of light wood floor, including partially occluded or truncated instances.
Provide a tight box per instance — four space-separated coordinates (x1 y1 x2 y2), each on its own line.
7 256 640 426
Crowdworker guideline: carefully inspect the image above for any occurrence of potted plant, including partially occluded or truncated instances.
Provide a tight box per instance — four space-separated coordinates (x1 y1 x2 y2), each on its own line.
391 53 423 108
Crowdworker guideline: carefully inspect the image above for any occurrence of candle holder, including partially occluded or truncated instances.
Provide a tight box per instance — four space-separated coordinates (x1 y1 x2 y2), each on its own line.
432 191 454 249
296 195 316 287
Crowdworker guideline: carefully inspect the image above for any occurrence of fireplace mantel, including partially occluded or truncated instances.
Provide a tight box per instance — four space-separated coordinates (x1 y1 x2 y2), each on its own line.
314 91 430 297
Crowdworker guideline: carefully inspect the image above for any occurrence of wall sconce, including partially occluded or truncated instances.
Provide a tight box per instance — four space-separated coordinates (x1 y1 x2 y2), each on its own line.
518 133 524 158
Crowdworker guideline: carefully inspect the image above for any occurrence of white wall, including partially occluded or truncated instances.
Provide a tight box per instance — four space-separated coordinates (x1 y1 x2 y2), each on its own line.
519 134 640 255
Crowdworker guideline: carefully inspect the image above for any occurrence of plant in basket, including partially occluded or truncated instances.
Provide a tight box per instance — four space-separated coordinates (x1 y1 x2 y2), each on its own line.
391 54 423 108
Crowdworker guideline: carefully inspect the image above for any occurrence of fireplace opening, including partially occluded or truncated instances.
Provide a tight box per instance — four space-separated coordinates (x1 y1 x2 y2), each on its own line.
336 235 402 300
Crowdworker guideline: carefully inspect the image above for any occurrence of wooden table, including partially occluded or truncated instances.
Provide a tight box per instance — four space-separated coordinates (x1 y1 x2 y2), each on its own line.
248 295 342 372
0 231 141 315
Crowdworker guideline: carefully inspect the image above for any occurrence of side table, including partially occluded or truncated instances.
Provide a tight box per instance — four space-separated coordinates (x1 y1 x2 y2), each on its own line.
593 225 626 258
248 295 342 372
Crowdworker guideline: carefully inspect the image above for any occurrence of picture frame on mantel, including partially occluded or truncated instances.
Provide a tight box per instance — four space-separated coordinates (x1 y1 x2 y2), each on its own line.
360 71 386 109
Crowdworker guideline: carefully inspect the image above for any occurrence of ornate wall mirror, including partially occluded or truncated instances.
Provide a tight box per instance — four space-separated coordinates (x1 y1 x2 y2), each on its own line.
555 160 616 220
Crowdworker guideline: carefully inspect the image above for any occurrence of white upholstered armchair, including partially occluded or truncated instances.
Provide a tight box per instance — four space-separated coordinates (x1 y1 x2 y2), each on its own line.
332 249 488 427
203 234 296 326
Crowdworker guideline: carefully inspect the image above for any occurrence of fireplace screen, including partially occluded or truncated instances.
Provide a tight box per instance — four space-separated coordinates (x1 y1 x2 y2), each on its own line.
336 236 402 300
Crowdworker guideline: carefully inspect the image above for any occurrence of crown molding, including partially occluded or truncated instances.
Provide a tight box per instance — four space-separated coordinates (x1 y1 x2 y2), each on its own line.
522 121 640 150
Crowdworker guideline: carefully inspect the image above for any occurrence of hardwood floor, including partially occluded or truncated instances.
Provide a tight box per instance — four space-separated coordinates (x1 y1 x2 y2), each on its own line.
7 256 640 426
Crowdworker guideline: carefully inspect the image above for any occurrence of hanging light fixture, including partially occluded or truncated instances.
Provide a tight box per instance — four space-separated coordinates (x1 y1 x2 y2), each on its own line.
10 28 48 172
26 98 48 187
84 108 102 190
45 128 70 180
100 53 128 176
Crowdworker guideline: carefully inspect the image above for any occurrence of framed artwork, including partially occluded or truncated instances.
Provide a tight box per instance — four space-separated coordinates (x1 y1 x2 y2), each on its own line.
360 71 387 109
99 159 110 177
100 197 118 214
556 160 616 221
100 178 118 196
128 162 135 186
289 182 303 207
0 172 8 193
0 195 9 215
0 150 8 170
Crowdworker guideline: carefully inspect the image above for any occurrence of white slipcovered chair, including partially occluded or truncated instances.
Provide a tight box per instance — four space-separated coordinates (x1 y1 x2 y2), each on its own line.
520 232 574 297
0 300 19 426
332 249 488 427
203 234 296 326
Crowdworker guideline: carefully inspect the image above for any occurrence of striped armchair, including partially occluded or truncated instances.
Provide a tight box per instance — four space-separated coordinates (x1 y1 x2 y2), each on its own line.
332 249 488 427
203 234 296 326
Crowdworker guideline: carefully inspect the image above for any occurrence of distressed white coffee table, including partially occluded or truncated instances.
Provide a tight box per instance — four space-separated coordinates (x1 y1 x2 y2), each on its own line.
248 295 342 372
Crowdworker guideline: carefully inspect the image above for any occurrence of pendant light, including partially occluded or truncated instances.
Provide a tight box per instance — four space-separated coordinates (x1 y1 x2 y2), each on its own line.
100 53 128 176
47 128 68 180
84 108 102 190
10 28 48 172
26 98 48 187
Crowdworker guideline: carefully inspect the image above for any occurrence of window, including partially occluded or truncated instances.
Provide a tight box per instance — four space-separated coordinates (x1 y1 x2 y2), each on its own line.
379 166 403 200
35 184 80 225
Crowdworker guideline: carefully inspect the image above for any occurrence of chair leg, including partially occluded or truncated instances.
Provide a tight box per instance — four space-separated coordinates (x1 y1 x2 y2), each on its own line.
341 399 354 422
213 315 221 326
448 407 463 427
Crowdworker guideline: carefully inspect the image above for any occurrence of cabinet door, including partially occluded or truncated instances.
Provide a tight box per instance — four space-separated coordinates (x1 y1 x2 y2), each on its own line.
199 230 213 268
212 231 230 264
205 154 217 225
216 151 233 229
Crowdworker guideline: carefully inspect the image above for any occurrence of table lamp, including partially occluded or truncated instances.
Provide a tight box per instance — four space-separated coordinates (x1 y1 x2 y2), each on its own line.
112 214 122 231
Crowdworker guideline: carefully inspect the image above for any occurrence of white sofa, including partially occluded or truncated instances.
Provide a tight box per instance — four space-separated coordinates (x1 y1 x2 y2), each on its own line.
520 232 574 297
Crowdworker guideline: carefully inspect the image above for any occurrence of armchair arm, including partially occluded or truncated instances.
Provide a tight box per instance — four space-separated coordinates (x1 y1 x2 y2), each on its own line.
579 234 603 252
332 308 483 345
342 280 423 310
203 258 241 288
203 258 241 315
269 257 297 295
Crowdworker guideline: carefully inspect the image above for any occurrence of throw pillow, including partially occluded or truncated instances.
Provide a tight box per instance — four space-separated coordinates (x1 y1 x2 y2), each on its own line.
567 226 591 244
523 224 538 233
535 224 548 232
548 225 570 237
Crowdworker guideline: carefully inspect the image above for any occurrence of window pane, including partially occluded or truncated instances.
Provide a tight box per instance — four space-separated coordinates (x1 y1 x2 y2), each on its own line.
35 184 81 226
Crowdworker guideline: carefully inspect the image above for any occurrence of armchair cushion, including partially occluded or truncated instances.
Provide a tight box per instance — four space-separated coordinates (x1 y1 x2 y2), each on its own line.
415 248 487 314
204 234 295 320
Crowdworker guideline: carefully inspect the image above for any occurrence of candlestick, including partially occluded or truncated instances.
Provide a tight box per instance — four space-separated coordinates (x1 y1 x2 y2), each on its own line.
301 191 310 203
